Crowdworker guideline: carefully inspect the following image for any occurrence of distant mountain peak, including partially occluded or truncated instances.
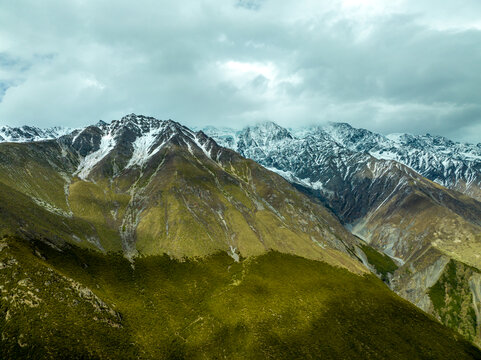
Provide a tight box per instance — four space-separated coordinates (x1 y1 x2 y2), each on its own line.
204 119 481 203
251 120 286 130
326 121 354 129
63 114 227 181
96 120 108 127
0 124 74 143
239 121 293 148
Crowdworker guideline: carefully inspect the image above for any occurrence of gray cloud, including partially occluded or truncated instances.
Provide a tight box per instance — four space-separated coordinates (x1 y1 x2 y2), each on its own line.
237 0 264 10
0 0 480 143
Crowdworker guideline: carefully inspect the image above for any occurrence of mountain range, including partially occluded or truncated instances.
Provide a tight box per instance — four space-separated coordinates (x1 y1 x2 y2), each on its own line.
0 114 480 358
0 125 73 143
203 121 481 345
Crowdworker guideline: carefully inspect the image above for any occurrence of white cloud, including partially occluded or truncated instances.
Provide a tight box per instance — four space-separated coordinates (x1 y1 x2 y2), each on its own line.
221 61 277 81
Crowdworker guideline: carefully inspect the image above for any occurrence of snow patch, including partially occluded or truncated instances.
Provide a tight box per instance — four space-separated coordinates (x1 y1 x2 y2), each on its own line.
126 126 165 168
32 198 72 218
75 133 115 180
228 246 240 262
311 236 326 249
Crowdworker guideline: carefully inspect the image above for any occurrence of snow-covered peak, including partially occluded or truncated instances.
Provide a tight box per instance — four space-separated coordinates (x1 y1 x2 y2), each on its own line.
71 114 224 180
383 132 462 155
105 114 165 136
0 125 74 143
385 133 404 143
73 115 173 179
199 126 239 149
249 120 289 133
241 121 293 147
322 122 391 152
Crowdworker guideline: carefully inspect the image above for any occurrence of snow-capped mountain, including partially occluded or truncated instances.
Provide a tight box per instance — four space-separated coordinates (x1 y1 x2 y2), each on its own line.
204 120 481 343
0 125 74 143
319 122 481 201
63 114 220 181
0 114 366 272
204 122 481 234
206 121 481 202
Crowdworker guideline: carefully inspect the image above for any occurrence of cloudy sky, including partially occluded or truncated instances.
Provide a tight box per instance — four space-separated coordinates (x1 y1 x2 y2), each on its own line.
1 0 481 142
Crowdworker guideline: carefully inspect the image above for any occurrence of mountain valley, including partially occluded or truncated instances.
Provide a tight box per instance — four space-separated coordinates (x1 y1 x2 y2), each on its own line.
0 115 480 358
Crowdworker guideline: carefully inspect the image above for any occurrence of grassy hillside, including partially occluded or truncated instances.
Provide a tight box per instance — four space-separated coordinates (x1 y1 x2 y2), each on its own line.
359 243 398 281
0 139 368 273
1 236 480 359
429 259 481 344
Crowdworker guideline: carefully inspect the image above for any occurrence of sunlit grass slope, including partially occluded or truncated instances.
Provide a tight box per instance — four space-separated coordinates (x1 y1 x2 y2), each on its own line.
1 236 480 359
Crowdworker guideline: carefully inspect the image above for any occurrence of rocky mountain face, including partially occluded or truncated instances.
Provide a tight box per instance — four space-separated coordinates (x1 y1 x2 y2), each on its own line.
321 122 481 202
204 121 481 345
206 121 481 200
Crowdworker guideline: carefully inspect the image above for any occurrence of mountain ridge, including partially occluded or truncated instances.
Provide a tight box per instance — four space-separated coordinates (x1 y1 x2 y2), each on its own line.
0 124 74 143
0 114 370 274
4 117 481 200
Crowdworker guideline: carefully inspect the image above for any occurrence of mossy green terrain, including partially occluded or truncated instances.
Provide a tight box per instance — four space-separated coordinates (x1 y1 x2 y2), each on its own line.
360 244 398 281
0 141 77 215
429 259 481 345
1 236 480 359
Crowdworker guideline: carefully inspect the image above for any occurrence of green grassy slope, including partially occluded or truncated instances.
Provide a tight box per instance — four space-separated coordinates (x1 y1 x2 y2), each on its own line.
360 244 398 281
0 181 101 250
429 259 481 344
0 141 78 213
1 236 479 360
0 139 366 272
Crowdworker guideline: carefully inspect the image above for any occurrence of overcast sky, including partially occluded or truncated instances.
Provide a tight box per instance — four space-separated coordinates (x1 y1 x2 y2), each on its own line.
1 0 481 142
